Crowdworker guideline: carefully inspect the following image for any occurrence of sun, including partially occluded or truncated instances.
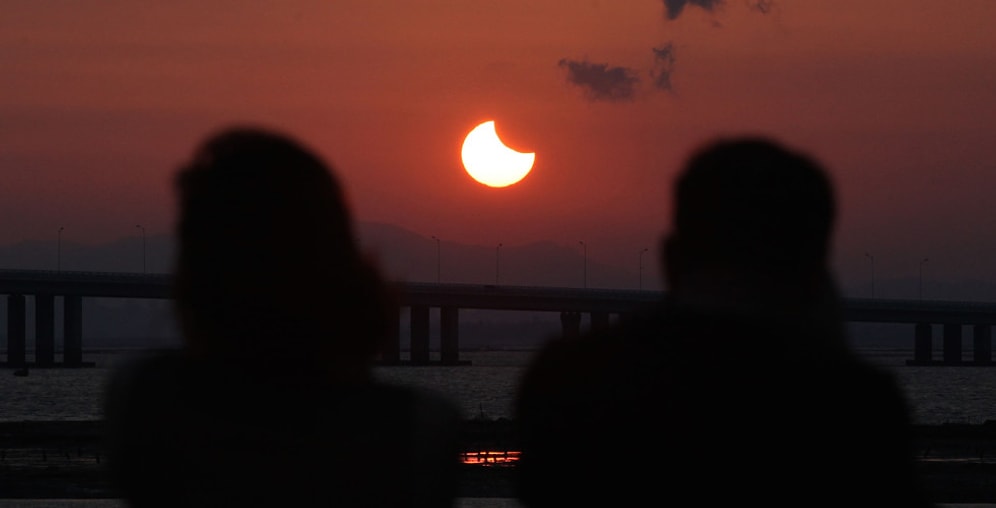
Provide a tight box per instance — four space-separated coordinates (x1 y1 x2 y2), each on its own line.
461 121 535 188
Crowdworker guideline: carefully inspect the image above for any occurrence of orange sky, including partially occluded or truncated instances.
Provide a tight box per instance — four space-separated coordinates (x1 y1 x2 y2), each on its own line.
3 1 996 296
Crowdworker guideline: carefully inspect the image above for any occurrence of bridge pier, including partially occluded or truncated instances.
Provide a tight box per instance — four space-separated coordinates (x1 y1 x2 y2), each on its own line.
35 294 56 367
590 312 610 333
440 306 459 365
943 324 963 365
383 305 466 366
3 293 91 368
912 323 933 364
64 295 84 366
909 323 994 366
6 294 27 366
560 311 581 339
974 325 993 365
410 305 430 365
380 312 402 365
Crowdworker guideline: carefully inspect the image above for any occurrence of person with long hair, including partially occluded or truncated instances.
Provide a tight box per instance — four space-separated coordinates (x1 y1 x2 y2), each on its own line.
105 126 462 507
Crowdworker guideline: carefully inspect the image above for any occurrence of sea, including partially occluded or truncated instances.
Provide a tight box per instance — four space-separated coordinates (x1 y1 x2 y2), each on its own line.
3 348 996 426
3 347 996 508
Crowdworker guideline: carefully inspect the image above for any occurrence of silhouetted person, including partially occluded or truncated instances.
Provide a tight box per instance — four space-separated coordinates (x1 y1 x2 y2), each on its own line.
514 137 934 507
105 126 462 507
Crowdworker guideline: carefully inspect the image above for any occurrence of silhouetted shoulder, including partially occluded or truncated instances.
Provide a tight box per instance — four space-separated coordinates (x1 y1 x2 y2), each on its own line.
516 137 933 507
514 306 933 507
106 352 462 508
105 127 462 507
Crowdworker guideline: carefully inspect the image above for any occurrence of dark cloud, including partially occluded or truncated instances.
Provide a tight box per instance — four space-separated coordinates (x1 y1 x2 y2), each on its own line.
650 43 676 92
662 0 723 20
558 58 640 102
748 0 774 14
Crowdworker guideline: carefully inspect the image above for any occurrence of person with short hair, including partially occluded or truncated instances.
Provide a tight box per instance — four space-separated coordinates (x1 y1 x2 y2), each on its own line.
514 137 934 507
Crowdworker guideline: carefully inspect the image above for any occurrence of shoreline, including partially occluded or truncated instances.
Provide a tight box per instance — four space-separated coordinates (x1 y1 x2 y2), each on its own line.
5 420 996 502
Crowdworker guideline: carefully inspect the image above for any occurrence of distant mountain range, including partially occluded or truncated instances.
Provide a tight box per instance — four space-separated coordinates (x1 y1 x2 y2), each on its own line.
358 222 646 289
0 221 649 289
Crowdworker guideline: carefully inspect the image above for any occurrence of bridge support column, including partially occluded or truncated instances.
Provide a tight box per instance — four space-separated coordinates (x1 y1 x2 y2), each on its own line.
380 310 401 365
35 294 55 366
973 325 992 365
560 311 581 339
64 295 83 366
914 323 932 364
6 295 27 366
590 312 610 333
440 307 459 365
943 324 963 365
410 305 430 365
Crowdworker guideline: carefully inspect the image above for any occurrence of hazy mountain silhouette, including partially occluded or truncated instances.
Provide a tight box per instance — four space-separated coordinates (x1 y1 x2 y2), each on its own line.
359 221 641 289
5 225 994 304
3 221 996 302
0 222 643 289
0 236 174 274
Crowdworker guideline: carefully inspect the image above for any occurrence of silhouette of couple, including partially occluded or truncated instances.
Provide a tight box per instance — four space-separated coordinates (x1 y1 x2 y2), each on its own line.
105 127 933 507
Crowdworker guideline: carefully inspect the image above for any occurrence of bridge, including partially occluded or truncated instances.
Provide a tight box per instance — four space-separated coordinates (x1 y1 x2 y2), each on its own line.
1 269 995 367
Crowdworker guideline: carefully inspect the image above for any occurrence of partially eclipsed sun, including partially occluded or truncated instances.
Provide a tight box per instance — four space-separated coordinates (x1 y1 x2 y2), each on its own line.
461 121 535 188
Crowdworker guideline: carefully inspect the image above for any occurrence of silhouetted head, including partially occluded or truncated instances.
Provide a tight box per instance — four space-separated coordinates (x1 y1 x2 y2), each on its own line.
173 126 395 378
663 137 837 309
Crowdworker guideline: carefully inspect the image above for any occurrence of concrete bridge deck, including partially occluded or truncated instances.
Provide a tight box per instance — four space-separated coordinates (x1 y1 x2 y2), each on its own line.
2 269 996 367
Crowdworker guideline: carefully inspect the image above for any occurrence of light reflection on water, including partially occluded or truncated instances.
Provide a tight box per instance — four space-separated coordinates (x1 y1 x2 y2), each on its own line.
2 348 996 426
462 450 520 465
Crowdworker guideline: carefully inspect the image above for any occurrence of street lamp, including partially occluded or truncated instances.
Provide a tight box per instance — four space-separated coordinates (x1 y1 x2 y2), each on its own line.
864 252 875 298
57 227 64 272
431 235 441 283
919 257 929 301
495 243 502 285
639 247 649 290
579 241 587 289
135 224 146 273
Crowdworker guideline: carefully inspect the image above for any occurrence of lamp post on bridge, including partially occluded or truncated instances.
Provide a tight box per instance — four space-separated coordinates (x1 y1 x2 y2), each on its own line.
57 227 64 272
865 252 875 298
431 235 441 283
495 243 502 285
579 240 587 289
639 247 649 290
919 257 929 301
135 224 146 274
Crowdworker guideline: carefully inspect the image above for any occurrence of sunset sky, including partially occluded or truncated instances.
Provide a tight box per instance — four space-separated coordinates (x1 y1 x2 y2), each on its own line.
3 1 996 298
